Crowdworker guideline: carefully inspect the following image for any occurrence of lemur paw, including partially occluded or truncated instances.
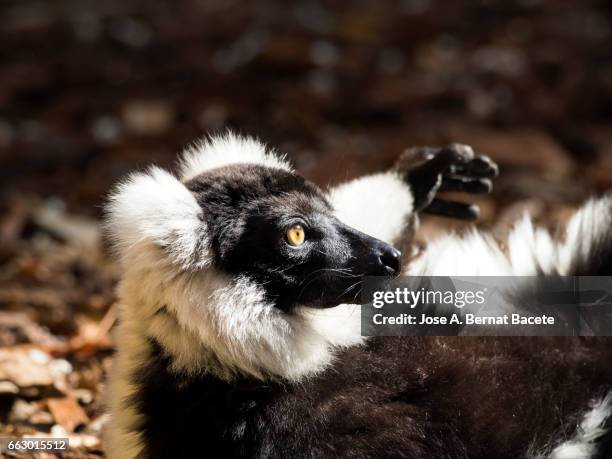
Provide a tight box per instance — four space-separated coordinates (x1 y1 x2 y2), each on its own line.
394 143 498 221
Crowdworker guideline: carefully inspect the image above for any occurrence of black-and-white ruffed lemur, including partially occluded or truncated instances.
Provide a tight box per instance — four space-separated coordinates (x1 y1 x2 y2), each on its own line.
104 133 612 459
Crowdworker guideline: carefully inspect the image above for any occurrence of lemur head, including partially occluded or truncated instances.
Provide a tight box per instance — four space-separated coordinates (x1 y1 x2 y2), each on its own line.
185 163 400 311
105 133 402 380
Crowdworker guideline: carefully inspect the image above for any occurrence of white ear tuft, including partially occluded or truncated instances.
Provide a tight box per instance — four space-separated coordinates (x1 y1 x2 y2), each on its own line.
178 131 293 181
105 166 210 269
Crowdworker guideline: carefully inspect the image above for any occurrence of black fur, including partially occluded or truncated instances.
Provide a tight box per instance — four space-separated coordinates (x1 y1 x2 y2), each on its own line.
132 335 612 458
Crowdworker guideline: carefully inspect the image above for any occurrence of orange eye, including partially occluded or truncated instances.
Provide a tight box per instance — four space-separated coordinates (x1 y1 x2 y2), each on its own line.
286 224 305 246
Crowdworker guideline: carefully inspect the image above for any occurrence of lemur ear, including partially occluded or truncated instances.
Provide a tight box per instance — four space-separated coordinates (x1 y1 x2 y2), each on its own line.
105 166 210 269
178 131 292 181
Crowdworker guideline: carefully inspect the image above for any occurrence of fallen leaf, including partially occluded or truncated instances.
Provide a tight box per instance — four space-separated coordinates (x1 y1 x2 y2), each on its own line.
47 397 90 433
0 347 54 388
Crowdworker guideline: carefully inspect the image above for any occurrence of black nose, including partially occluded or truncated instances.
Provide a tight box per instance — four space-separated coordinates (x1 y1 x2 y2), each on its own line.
378 246 402 276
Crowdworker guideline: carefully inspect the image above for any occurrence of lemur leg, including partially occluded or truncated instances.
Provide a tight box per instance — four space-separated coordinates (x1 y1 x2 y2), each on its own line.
328 143 498 247
394 143 498 221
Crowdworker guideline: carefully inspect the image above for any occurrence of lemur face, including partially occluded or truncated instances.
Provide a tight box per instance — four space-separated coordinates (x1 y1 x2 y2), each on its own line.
186 164 401 311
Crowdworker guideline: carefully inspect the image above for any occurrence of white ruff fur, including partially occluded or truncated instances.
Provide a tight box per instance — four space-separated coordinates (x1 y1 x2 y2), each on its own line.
105 166 210 270
179 132 293 181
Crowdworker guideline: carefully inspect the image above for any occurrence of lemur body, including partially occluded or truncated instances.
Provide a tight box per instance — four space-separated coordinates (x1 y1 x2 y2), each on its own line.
105 134 612 458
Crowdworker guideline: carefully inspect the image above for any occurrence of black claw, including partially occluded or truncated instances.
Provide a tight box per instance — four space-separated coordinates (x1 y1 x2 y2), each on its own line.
451 155 499 178
419 148 466 172
424 199 480 221
443 143 475 162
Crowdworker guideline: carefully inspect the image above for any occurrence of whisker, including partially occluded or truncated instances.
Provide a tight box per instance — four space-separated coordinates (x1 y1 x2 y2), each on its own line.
336 280 362 300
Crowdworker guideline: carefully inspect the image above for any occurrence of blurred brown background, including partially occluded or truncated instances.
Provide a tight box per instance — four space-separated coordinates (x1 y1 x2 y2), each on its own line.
1 0 612 456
